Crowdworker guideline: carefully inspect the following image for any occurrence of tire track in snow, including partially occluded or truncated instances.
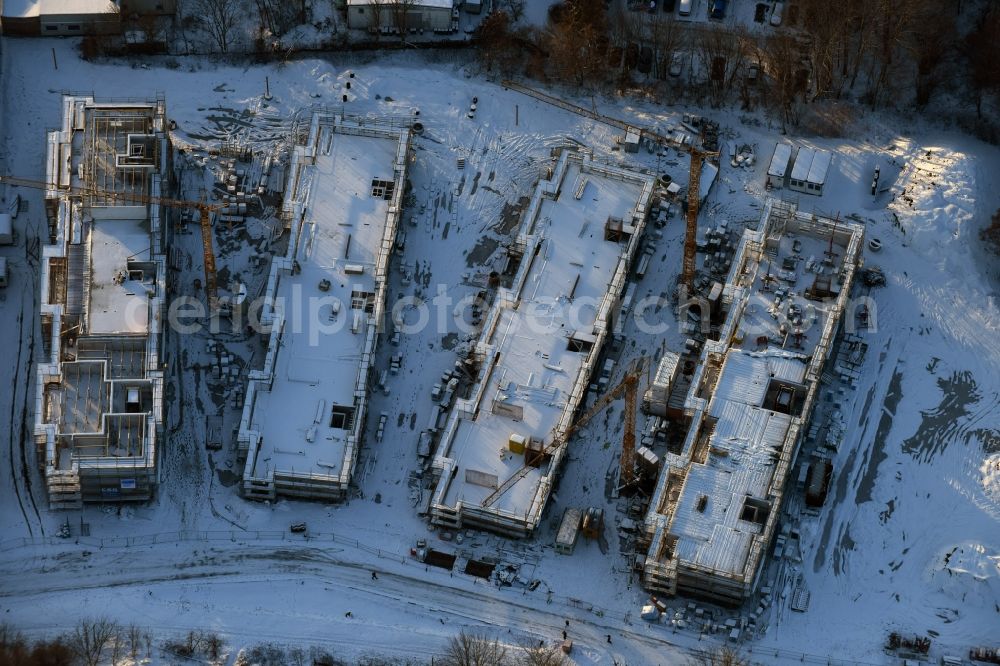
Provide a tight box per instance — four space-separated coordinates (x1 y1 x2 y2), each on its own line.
6 303 32 537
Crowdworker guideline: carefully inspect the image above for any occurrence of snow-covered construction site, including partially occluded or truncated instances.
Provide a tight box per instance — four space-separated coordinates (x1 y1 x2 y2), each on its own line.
238 112 411 502
642 200 864 606
429 150 655 538
33 95 169 509
1 26 999 666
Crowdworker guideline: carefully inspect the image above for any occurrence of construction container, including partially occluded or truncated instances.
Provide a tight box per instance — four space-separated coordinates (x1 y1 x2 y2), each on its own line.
508 433 526 454
524 437 548 467
555 508 582 554
636 446 661 476
804 457 833 507
640 605 660 621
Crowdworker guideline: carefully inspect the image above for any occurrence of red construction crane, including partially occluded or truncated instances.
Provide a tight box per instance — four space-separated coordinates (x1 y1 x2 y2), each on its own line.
0 174 224 303
481 361 645 509
681 145 720 291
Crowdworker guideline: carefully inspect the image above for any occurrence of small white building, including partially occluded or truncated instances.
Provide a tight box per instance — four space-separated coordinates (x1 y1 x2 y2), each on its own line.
1 0 121 36
346 0 455 33
766 142 793 189
788 147 832 196
623 127 641 154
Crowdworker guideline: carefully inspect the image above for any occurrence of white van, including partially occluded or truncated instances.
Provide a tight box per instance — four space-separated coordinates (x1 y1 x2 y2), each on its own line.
678 0 692 16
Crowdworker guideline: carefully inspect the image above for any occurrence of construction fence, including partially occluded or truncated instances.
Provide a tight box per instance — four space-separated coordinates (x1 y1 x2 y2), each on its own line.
0 529 883 666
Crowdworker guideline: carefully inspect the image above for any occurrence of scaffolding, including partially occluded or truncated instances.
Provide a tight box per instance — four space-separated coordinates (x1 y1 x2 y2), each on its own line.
34 95 169 509
641 199 865 605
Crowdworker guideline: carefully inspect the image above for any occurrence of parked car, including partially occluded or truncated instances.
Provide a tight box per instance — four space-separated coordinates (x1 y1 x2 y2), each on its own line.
709 0 726 19
669 52 684 77
770 1 784 25
678 0 692 16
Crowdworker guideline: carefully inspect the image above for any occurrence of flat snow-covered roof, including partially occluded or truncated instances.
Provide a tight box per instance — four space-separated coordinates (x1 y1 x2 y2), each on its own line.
88 219 153 335
242 119 408 492
789 147 814 182
432 152 654 530
346 0 453 8
790 147 832 185
806 149 832 185
767 143 793 178
2 0 118 18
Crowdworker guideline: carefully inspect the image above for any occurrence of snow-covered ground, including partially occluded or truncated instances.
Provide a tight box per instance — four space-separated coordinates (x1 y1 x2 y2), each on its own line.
0 37 998 665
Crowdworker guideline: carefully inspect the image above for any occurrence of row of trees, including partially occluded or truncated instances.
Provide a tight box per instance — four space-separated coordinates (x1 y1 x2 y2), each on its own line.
1 621 752 666
477 0 1000 135
438 630 748 666
0 619 153 666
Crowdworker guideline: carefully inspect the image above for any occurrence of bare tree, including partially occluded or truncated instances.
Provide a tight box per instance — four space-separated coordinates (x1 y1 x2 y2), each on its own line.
645 12 683 80
288 646 307 666
69 617 120 666
389 0 417 38
126 624 143 663
696 26 746 106
963 5 1000 118
33 641 76 665
196 0 241 53
0 623 30 664
759 32 806 132
545 0 608 86
479 10 520 76
495 0 526 22
517 638 565 666
800 0 849 98
204 632 225 660
368 0 387 42
110 627 124 665
690 646 748 666
440 630 509 666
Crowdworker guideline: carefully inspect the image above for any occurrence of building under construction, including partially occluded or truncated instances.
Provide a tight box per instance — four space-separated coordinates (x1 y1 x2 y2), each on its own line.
237 112 411 502
35 95 170 509
642 199 864 605
428 150 655 538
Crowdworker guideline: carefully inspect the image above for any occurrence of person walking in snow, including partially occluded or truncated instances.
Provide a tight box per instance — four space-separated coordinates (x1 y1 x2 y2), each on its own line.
606 634 612 644
371 570 378 580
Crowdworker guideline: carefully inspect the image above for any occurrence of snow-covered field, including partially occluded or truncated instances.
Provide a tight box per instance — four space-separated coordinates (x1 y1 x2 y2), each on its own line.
0 37 998 665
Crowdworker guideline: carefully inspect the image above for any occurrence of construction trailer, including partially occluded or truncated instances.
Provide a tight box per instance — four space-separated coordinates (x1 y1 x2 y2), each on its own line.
428 150 656 538
555 507 583 554
642 199 864 605
237 112 412 502
34 95 170 509
766 143 793 189
788 147 832 196
804 457 833 507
